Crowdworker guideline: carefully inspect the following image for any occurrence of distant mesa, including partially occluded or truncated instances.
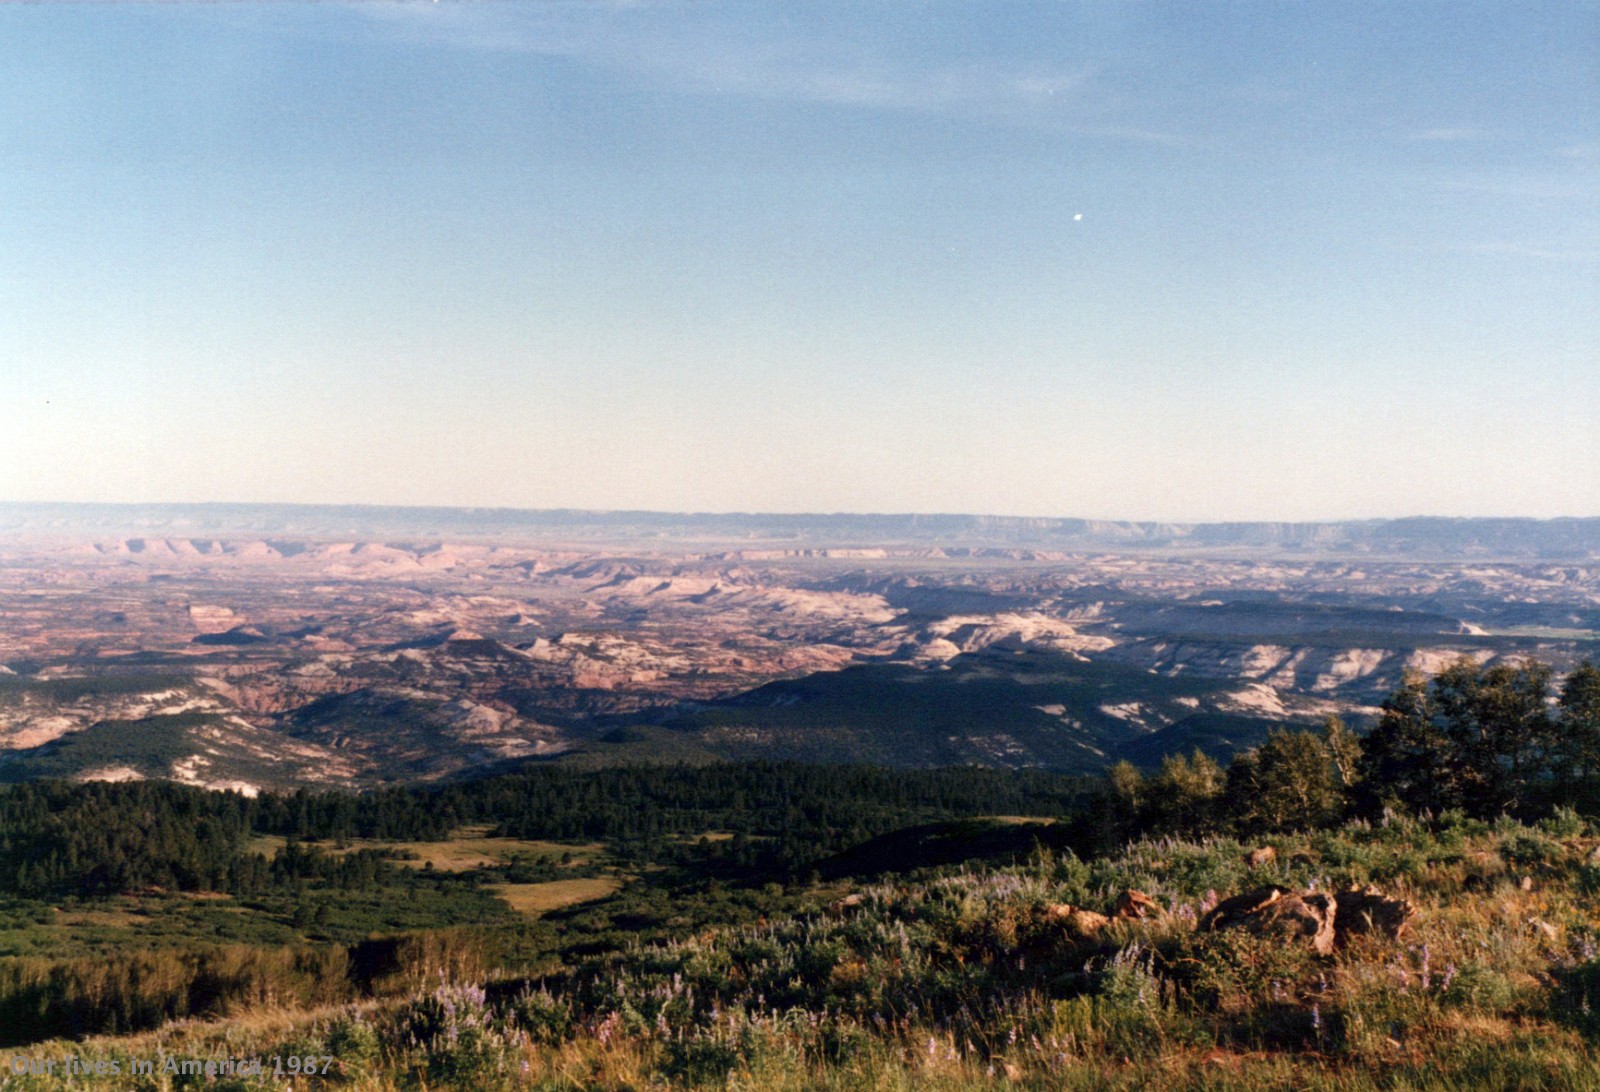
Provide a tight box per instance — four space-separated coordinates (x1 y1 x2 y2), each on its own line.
188 605 240 634
0 503 1595 559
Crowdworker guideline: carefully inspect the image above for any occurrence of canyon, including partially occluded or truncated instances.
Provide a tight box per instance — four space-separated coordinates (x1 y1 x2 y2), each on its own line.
0 505 1595 793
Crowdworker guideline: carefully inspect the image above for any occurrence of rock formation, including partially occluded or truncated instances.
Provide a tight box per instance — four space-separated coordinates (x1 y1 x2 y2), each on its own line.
1199 886 1337 956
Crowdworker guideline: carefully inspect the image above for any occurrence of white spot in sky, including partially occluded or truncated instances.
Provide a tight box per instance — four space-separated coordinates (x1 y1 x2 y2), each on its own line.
1074 213 1083 221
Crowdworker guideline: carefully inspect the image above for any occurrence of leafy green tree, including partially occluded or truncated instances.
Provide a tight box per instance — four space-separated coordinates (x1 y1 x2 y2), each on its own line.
1359 658 1556 818
1556 661 1600 784
1356 669 1466 816
1100 760 1146 847
1147 749 1226 835
1228 729 1343 833
1431 657 1554 814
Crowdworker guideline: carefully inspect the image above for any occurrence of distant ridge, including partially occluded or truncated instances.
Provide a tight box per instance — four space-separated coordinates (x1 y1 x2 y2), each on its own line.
0 503 1596 559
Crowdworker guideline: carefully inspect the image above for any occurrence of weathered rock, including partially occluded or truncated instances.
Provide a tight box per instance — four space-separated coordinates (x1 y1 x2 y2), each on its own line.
1245 846 1277 868
827 893 866 915
1333 885 1413 944
1043 903 1111 941
1198 886 1287 930
1113 889 1160 920
1265 893 1337 956
1199 886 1337 956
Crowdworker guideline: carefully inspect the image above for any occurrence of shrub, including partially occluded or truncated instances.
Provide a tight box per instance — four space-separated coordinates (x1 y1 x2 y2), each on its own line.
1086 944 1168 1055
1441 962 1517 1012
1552 959 1600 1037
1501 831 1563 871
398 981 522 1089
323 1013 382 1078
506 984 575 1045
1539 807 1589 839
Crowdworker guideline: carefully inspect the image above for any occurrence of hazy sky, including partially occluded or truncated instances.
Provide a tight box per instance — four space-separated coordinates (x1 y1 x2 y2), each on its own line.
2 2 1595 521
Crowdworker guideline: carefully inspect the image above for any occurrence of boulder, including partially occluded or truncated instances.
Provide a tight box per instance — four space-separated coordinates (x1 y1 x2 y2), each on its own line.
1198 886 1288 930
1043 903 1111 941
1113 889 1160 920
1199 886 1337 956
827 893 866 915
1245 846 1277 868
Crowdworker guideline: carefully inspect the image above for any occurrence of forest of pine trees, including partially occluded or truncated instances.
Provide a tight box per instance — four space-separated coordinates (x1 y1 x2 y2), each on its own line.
2 657 1596 901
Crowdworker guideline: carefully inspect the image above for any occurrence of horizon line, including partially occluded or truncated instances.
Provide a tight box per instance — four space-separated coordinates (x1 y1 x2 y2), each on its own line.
3 500 1599 528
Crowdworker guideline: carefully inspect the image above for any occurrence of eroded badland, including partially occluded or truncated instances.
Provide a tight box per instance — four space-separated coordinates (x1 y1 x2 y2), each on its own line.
1 506 1596 793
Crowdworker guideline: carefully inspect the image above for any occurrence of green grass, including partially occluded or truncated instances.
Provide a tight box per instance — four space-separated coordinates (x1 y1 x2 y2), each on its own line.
0 878 520 959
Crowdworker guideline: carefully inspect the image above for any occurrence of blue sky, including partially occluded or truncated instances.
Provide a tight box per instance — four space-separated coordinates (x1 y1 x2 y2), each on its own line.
2 1 1595 520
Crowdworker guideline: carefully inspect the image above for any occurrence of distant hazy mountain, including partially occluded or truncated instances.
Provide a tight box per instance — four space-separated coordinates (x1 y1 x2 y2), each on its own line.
0 503 1596 559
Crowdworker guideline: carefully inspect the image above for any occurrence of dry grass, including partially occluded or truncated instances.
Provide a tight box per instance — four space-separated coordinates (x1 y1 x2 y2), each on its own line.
492 877 623 914
248 826 605 872
50 906 149 929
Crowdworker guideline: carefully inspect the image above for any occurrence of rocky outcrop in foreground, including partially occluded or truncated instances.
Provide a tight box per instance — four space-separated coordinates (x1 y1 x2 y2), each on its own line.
1198 884 1414 955
1043 883 1414 959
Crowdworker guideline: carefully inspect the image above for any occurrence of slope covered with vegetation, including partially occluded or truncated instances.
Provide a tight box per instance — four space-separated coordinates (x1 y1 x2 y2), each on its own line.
6 810 1600 1089
0 657 1597 1088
